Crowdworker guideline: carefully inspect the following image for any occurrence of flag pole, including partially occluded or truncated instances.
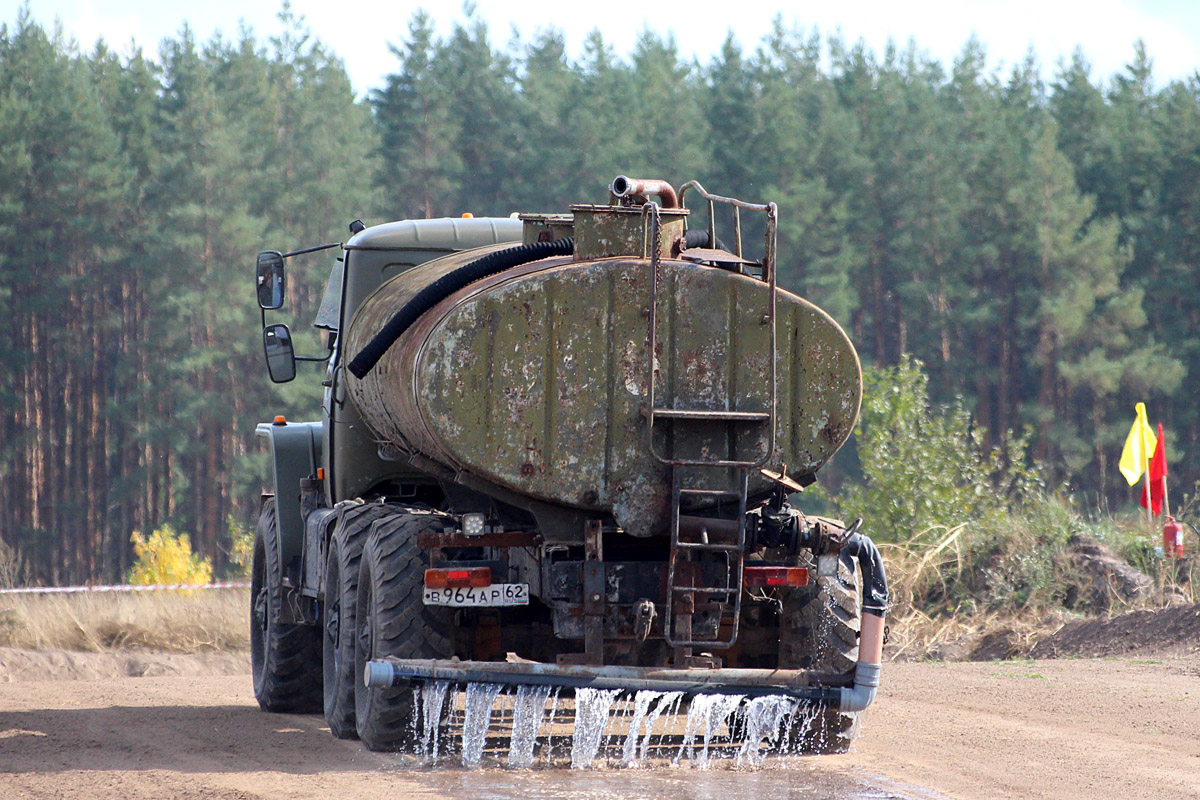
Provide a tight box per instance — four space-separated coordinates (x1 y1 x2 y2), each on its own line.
1143 466 1152 524
1163 465 1171 519
1141 421 1152 524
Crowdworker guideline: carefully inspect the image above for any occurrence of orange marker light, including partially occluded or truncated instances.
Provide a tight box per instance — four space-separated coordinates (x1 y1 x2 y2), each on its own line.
461 212 474 218
316 468 325 480
743 566 809 588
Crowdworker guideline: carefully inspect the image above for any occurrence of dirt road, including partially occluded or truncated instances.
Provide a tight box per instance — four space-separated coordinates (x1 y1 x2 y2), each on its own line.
0 649 1197 800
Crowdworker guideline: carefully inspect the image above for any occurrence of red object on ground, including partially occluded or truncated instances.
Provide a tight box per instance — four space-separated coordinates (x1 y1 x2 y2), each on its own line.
1163 518 1184 558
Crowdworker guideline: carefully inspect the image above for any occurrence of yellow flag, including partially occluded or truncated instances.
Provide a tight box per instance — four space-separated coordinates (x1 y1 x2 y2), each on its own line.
1118 402 1157 486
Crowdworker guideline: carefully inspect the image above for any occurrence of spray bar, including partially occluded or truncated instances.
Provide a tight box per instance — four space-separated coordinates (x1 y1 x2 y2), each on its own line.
365 532 888 712
365 658 855 705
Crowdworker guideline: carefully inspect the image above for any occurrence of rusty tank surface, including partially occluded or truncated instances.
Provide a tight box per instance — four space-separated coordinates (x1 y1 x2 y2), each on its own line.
343 179 860 537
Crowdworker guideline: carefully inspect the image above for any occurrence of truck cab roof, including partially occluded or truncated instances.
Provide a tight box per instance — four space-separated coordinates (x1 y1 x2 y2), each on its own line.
314 216 524 331
344 216 523 252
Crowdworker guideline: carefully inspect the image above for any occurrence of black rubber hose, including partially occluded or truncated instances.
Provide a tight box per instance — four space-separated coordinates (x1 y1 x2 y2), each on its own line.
347 237 574 379
842 532 889 618
683 228 731 253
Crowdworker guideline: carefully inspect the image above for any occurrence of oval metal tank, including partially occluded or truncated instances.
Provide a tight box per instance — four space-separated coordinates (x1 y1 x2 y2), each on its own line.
344 252 861 537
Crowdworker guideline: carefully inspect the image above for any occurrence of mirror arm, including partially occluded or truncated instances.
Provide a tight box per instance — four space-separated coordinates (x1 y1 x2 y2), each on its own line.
295 334 335 364
283 241 341 258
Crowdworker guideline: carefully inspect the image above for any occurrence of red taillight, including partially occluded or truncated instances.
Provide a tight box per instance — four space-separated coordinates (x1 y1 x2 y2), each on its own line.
425 567 491 589
743 566 809 588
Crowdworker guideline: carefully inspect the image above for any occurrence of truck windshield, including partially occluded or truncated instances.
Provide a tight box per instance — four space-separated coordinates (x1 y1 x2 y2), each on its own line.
314 258 343 331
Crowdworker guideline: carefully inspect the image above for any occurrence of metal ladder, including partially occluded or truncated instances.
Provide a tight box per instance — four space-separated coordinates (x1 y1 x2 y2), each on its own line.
642 185 779 652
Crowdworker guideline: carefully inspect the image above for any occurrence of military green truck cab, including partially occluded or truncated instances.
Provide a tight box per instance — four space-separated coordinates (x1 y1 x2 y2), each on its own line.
252 217 521 612
250 179 888 755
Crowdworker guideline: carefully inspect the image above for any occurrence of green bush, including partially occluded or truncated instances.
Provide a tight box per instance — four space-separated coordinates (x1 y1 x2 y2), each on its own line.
834 355 1042 543
825 357 1155 615
225 515 254 579
824 358 1189 647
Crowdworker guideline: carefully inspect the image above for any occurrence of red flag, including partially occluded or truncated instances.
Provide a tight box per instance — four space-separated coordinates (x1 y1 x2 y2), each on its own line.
1139 423 1167 515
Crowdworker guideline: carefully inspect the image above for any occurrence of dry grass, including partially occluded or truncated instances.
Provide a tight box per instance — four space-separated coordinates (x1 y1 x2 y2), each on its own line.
877 521 1197 661
0 589 250 653
883 605 1070 662
876 524 980 659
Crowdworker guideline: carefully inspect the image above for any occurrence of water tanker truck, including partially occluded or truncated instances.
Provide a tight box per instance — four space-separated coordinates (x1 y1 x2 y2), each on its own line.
251 177 888 755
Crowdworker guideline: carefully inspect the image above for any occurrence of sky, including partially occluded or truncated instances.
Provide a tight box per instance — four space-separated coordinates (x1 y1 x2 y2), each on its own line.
11 0 1200 95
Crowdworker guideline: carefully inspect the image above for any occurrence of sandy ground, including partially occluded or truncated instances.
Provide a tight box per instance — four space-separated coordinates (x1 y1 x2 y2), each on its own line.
0 645 1197 800
855 654 1200 799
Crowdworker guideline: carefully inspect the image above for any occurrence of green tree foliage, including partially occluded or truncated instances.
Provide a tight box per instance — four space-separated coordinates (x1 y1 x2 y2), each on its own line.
835 357 1041 540
373 12 461 219
754 25 862 324
0 7 1196 584
623 32 706 184
510 30 577 210
0 13 133 583
0 9 375 584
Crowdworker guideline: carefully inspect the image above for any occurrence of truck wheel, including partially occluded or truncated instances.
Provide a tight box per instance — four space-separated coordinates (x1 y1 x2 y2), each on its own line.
251 498 322 712
354 512 454 751
323 502 397 739
779 552 861 754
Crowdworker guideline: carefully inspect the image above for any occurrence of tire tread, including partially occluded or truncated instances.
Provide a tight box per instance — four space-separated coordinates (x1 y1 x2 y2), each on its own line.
252 499 322 713
354 512 453 751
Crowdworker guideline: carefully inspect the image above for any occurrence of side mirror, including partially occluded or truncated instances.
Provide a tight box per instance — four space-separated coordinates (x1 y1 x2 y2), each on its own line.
263 323 296 383
256 251 286 309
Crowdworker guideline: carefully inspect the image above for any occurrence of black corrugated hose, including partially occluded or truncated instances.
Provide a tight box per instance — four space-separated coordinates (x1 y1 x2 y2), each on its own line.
347 237 574 379
347 229 739 380
683 228 729 252
843 532 889 618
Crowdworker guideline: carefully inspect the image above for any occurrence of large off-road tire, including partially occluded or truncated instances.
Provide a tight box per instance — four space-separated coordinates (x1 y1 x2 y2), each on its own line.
354 512 454 751
323 501 398 739
779 551 861 754
251 498 322 712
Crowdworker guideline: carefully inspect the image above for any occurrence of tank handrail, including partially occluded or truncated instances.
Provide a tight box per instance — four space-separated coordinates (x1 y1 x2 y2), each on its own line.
642 190 779 470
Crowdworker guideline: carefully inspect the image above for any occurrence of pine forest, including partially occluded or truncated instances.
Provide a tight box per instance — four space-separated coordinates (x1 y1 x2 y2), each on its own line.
1 8 1196 584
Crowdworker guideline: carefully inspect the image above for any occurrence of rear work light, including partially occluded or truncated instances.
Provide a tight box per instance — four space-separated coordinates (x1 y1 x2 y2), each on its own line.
461 512 487 537
425 567 492 590
743 566 809 588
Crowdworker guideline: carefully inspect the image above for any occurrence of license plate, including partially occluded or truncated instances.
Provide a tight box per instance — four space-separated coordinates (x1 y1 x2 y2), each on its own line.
423 583 530 607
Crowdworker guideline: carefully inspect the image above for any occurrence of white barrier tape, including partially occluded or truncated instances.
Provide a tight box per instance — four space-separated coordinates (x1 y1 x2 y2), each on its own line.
0 582 251 595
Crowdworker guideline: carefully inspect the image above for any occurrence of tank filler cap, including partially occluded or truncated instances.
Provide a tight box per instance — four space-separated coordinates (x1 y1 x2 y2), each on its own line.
272 415 287 426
